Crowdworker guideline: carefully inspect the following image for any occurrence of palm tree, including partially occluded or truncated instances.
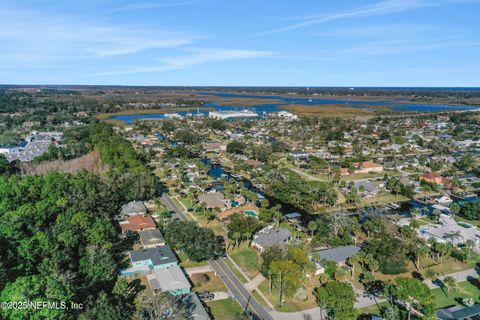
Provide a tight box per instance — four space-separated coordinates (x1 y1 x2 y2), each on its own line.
424 268 437 281
307 221 317 238
443 276 457 296
347 255 360 278
445 231 462 247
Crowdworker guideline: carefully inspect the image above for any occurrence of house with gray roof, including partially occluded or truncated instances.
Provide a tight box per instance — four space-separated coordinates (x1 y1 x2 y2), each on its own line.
198 192 230 211
121 201 147 216
252 226 292 252
120 245 178 276
183 293 211 320
139 229 166 248
438 304 480 320
146 265 191 296
316 245 361 265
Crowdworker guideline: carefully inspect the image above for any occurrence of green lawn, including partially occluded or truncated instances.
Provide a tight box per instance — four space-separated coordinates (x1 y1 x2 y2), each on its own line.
177 251 209 269
229 244 261 278
454 216 480 228
224 258 249 284
191 272 227 293
180 197 195 210
206 298 245 320
358 302 389 316
431 280 480 308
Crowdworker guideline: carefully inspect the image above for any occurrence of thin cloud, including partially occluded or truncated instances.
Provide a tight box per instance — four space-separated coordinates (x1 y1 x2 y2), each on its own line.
110 0 202 12
250 0 467 37
94 48 273 76
0 6 197 62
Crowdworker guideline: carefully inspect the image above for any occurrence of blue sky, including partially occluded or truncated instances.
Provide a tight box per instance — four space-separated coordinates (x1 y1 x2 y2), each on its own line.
1 0 479 86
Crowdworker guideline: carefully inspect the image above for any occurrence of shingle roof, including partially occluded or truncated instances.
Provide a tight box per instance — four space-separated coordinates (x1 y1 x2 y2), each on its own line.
316 245 361 263
139 229 165 247
120 215 156 232
253 227 292 248
147 266 190 292
121 201 147 215
129 246 177 266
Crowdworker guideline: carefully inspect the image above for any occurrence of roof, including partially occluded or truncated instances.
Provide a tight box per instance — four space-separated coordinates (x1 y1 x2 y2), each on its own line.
420 172 441 180
129 245 177 266
354 181 379 193
355 161 383 168
316 245 361 263
253 227 292 248
121 201 147 215
139 229 165 247
438 304 480 319
198 192 228 209
183 293 211 320
147 266 191 292
120 215 156 232
285 212 302 219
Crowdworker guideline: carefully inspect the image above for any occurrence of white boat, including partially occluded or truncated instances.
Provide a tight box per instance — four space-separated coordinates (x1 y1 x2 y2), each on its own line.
436 195 453 205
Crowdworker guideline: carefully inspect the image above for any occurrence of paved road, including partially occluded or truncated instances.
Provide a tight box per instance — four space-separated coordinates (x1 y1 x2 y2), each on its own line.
161 194 188 221
162 193 272 320
210 259 273 320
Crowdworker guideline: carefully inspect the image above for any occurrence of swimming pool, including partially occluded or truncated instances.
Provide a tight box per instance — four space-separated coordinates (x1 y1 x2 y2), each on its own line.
243 210 258 217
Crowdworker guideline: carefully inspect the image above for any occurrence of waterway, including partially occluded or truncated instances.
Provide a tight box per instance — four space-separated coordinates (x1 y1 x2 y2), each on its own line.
108 92 480 124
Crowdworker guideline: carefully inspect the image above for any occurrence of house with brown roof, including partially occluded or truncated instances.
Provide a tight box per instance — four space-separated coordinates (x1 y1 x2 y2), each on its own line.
120 215 157 235
352 161 384 174
420 172 443 184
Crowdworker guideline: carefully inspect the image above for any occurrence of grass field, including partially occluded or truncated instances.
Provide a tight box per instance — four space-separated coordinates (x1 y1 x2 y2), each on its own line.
228 243 261 278
257 279 318 312
282 104 377 117
206 299 245 320
177 251 209 269
431 280 480 308
224 258 249 284
191 272 227 293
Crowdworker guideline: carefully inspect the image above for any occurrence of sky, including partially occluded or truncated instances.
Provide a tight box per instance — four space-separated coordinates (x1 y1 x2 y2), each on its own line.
0 0 479 86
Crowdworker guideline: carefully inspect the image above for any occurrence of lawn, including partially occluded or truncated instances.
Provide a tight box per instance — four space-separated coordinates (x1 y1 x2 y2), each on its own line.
206 298 245 320
257 279 318 312
177 251 209 269
191 272 227 292
431 280 480 308
228 244 261 279
224 258 248 284
454 216 480 228
179 197 195 210
358 302 389 316
361 192 409 206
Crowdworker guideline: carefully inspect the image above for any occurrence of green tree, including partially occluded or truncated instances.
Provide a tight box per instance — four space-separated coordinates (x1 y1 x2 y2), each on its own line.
395 277 436 320
0 275 74 320
315 281 357 320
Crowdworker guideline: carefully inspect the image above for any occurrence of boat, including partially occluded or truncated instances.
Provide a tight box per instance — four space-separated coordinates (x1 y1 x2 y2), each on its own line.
436 195 453 205
388 203 401 209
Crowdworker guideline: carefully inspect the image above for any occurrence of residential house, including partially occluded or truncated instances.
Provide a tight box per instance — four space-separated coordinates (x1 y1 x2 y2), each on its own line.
146 265 191 296
420 172 443 185
120 215 156 235
352 161 384 174
121 201 147 216
252 226 292 252
419 214 480 247
198 192 230 211
139 229 166 248
183 293 211 320
438 304 480 320
120 245 178 276
354 180 381 197
315 245 361 266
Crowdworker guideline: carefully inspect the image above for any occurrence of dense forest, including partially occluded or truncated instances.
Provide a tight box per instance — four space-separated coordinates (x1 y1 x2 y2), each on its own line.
0 123 156 319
